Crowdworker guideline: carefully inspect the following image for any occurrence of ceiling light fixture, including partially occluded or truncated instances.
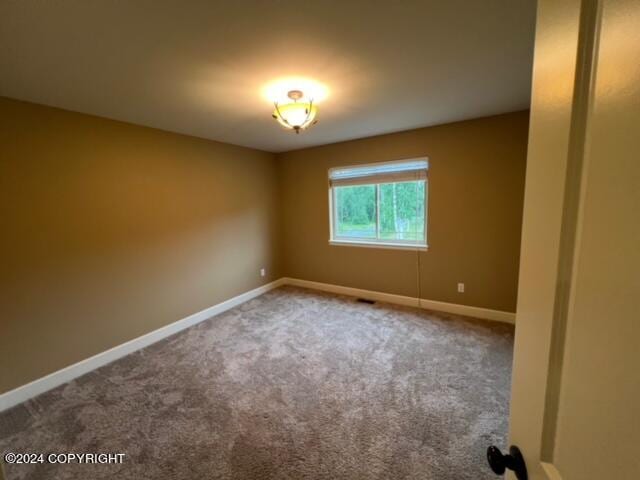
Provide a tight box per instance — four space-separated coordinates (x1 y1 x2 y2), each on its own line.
272 90 318 133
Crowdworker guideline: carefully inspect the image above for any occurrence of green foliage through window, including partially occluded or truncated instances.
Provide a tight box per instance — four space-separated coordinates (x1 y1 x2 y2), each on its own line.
333 180 427 245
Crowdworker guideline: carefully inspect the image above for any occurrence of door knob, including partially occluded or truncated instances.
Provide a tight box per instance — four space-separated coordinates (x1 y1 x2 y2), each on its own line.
487 445 528 480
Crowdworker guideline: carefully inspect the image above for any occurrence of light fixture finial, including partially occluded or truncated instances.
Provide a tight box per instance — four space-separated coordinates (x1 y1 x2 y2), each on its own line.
287 90 304 101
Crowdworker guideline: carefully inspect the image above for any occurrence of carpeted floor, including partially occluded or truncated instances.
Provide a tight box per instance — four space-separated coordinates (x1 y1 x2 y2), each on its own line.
0 286 513 480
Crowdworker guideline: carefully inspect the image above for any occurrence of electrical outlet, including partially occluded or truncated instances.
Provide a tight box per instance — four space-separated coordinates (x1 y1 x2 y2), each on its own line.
457 282 465 293
260 268 266 277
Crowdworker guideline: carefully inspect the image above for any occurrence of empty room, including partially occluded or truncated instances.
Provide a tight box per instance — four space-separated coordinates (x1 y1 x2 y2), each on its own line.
1 1 638 479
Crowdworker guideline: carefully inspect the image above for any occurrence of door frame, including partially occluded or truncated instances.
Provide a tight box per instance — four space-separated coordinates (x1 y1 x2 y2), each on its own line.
507 1 602 479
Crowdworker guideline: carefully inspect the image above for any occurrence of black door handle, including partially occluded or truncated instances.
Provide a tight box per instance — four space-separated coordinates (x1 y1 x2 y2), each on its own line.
487 445 528 480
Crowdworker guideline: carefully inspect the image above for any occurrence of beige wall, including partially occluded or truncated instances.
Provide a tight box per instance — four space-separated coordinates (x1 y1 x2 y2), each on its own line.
0 97 281 394
0 99 527 396
277 111 529 312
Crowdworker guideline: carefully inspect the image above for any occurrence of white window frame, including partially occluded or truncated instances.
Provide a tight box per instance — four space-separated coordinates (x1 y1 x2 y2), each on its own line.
328 158 429 251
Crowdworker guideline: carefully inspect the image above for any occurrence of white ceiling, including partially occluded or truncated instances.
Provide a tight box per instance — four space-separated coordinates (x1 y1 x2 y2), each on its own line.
0 1 536 153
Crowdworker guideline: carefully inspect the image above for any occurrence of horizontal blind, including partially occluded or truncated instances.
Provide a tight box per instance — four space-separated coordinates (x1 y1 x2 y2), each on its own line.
329 159 428 187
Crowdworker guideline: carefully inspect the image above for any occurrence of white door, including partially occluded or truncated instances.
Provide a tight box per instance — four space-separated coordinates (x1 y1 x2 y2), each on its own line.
503 0 640 479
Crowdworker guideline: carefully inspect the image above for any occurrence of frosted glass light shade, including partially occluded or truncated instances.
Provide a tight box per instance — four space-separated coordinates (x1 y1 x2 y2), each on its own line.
272 102 318 131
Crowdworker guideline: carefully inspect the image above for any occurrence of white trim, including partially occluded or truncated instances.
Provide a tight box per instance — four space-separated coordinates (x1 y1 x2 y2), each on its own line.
285 277 420 307
0 279 286 413
541 462 563 480
0 276 514 412
328 158 429 249
419 297 515 324
329 239 429 251
283 277 516 324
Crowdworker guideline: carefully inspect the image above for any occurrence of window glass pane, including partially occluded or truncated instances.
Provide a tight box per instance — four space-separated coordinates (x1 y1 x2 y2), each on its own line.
379 180 425 242
334 185 376 239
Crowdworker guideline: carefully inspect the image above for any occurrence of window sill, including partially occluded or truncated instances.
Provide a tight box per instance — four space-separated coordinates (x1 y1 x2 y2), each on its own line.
329 239 429 251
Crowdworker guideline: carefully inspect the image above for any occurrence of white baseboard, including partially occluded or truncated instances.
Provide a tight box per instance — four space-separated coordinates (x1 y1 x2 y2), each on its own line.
283 277 420 307
0 279 285 413
282 277 516 324
418 297 516 324
0 276 514 412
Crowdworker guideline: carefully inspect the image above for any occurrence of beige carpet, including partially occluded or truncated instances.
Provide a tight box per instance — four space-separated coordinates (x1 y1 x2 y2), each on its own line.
0 286 513 479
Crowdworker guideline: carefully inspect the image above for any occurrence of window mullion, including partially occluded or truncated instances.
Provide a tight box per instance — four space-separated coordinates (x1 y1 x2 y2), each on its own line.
376 184 381 241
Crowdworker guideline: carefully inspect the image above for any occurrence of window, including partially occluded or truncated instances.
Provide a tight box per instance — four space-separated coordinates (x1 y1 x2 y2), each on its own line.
329 159 428 249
